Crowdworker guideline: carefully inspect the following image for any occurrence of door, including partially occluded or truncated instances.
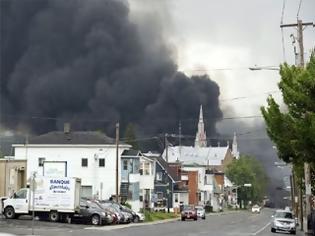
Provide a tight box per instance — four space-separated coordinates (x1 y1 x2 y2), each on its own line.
12 188 29 213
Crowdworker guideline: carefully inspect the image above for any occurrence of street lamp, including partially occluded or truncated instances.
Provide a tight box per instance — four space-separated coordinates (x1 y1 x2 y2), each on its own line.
249 66 280 71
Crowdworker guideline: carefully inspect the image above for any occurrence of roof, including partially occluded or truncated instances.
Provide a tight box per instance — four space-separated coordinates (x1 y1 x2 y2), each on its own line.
163 146 229 166
148 155 180 182
121 150 142 157
26 131 120 145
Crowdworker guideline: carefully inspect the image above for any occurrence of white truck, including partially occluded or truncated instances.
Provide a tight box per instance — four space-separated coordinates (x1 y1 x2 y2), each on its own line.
2 176 81 222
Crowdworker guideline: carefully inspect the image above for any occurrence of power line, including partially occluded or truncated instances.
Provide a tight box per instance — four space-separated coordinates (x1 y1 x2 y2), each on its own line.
186 66 279 72
219 90 281 102
297 0 303 19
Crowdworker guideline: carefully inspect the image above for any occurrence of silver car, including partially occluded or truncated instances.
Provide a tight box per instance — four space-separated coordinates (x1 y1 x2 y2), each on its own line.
271 210 296 234
195 206 206 220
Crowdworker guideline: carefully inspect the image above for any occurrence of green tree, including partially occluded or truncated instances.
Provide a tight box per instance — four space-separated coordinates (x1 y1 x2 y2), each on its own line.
226 155 268 207
261 55 315 182
124 123 139 150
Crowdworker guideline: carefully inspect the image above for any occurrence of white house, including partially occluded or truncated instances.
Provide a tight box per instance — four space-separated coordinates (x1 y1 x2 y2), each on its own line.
12 127 130 200
139 154 155 209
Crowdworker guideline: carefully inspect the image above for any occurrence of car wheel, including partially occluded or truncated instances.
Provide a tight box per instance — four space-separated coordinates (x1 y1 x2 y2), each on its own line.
194 217 197 221
181 217 185 221
271 228 276 233
290 230 296 235
4 206 16 219
49 211 59 222
133 216 139 223
91 214 101 225
202 216 206 220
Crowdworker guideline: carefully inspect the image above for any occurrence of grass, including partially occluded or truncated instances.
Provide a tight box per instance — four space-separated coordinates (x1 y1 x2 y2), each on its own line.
143 211 179 222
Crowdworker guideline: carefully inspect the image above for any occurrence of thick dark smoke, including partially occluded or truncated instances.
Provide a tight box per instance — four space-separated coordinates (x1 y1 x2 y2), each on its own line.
1 0 222 138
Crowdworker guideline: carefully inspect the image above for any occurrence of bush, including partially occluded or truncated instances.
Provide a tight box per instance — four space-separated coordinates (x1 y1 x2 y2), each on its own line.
122 202 132 210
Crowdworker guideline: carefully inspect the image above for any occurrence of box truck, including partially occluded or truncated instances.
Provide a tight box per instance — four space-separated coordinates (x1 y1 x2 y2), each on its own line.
2 176 81 222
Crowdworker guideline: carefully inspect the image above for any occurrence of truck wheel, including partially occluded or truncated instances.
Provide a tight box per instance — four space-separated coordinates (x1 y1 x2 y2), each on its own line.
91 214 100 225
49 211 59 222
4 206 16 219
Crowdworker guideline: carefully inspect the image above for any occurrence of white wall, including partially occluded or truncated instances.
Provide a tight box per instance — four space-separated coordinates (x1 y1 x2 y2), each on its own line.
13 144 129 200
173 192 189 208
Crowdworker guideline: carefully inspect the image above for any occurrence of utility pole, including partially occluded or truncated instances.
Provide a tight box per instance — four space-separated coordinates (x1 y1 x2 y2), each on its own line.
165 133 168 162
115 122 120 203
178 121 181 162
281 19 314 234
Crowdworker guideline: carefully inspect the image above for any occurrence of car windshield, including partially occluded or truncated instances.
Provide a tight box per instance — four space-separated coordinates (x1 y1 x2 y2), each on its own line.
274 212 293 219
195 206 203 210
184 206 194 210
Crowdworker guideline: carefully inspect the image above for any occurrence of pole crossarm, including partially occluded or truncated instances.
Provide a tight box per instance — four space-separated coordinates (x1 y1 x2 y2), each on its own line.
280 22 314 28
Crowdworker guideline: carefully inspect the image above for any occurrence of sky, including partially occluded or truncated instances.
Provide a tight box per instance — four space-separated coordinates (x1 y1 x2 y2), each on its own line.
130 0 315 134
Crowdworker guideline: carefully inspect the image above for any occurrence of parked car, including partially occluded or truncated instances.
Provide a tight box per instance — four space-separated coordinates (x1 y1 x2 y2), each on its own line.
271 209 296 234
102 200 144 223
251 204 261 214
71 199 111 225
94 201 121 224
120 205 143 223
195 206 206 219
181 205 197 221
97 201 130 224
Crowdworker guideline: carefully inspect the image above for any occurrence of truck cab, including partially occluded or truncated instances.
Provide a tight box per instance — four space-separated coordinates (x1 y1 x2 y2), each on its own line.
3 188 30 218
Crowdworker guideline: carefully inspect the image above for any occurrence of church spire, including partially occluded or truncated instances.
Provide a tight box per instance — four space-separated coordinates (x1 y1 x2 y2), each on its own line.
232 132 240 159
195 105 207 147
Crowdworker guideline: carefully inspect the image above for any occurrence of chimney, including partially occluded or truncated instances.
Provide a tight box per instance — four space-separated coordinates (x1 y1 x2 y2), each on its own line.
64 123 71 134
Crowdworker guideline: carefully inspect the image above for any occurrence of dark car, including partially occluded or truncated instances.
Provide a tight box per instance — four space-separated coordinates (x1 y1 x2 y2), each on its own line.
181 205 197 221
96 201 125 224
102 200 136 223
71 199 111 225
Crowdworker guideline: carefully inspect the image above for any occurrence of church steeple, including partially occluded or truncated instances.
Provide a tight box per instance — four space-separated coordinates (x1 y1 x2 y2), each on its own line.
232 132 240 159
195 105 207 147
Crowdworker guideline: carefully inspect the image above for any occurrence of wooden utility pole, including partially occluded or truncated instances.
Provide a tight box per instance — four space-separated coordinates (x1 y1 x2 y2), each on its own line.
115 122 120 203
178 121 182 162
165 133 168 162
281 19 314 233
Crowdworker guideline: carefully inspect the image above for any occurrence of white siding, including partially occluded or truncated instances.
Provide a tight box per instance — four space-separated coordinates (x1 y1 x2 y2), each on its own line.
13 144 129 200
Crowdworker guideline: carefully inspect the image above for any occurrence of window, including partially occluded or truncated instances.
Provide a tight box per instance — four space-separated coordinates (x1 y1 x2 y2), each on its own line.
14 189 27 199
144 162 150 175
99 158 105 167
156 172 162 181
175 193 179 203
123 160 128 170
38 157 45 167
157 192 163 200
81 158 88 167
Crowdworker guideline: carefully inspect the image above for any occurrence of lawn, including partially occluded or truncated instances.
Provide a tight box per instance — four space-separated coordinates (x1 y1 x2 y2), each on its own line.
144 211 179 222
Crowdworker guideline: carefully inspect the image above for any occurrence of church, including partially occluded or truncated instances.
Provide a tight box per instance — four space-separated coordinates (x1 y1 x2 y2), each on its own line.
163 105 239 170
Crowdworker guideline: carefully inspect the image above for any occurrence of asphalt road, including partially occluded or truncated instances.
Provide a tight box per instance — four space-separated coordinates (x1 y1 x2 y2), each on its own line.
0 209 304 236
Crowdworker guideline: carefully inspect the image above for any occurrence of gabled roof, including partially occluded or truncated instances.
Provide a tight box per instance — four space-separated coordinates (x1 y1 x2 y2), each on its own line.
26 131 119 145
163 146 229 166
121 149 142 157
148 155 180 182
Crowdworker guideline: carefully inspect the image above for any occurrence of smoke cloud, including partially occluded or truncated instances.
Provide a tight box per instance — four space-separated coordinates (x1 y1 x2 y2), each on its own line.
1 0 222 137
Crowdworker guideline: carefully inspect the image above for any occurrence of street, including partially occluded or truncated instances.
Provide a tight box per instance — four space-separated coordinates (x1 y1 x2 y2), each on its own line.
0 209 303 236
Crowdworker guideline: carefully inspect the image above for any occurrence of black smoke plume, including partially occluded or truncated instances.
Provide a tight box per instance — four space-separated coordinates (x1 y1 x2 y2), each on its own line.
1 0 222 139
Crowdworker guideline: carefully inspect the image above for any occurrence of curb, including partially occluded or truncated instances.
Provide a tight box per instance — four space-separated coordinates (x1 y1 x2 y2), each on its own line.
85 210 241 231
